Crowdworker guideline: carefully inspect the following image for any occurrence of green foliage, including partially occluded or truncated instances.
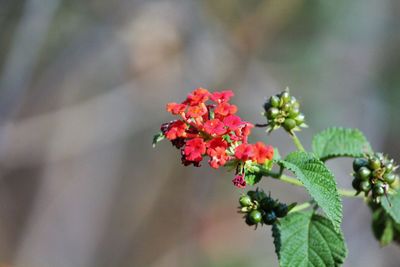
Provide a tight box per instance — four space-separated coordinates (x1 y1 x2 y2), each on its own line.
370 203 400 246
381 218 394 246
280 151 343 232
244 161 273 186
152 131 165 147
244 172 263 186
273 147 281 161
381 192 400 224
273 211 347 267
312 127 372 161
271 223 281 259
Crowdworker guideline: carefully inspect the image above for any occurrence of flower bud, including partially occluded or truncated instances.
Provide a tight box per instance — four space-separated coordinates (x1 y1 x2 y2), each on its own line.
267 108 279 119
263 211 277 225
360 180 371 192
369 157 381 170
358 167 371 180
283 118 296 131
353 158 368 172
239 195 253 207
240 189 290 228
384 173 396 184
270 95 280 108
274 203 289 218
262 89 307 133
248 210 263 224
352 153 398 202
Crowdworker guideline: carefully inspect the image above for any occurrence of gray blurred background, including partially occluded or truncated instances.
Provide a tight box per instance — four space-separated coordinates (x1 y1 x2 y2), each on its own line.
0 0 400 266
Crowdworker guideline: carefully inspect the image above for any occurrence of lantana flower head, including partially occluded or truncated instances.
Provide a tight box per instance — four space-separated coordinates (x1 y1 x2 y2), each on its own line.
158 88 274 188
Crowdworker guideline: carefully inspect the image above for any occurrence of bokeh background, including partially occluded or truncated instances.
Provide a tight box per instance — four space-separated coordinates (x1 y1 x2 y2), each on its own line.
0 0 400 266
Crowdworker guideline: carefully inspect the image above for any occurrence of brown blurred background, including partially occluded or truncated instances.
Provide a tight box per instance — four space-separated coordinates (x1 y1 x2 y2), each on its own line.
0 0 400 266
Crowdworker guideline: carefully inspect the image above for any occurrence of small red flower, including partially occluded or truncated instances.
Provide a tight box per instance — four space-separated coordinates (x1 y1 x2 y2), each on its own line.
184 138 206 162
187 103 208 118
234 143 254 161
232 174 246 188
187 88 210 105
242 123 254 137
207 137 228 150
165 120 188 140
204 119 226 136
211 90 234 103
208 146 229 169
253 142 274 164
206 137 229 169
181 151 201 167
214 102 237 116
166 102 186 115
223 115 243 130
233 122 254 143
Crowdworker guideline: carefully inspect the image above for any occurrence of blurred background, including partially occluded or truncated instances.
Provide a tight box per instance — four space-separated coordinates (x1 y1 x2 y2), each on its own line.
0 0 400 266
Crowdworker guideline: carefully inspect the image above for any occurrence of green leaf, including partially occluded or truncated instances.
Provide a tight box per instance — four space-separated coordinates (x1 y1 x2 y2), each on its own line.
271 223 281 259
244 172 262 186
152 131 165 147
280 151 342 232
381 219 394 246
273 147 281 161
312 127 372 161
381 192 400 224
244 159 274 186
273 211 347 267
370 204 396 246
371 208 385 242
222 134 232 143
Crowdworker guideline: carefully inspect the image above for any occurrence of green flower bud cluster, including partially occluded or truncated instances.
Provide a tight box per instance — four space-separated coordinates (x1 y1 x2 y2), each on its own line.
262 90 307 133
239 189 290 227
352 153 399 202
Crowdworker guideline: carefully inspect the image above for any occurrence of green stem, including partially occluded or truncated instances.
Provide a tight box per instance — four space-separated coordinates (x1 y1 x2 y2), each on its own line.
289 202 312 213
338 188 364 198
290 132 305 151
259 168 363 199
279 175 303 187
279 175 364 198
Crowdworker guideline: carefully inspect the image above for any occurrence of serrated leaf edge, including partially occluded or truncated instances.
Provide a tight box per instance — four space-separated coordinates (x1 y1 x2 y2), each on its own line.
280 152 343 232
274 212 347 267
312 127 372 161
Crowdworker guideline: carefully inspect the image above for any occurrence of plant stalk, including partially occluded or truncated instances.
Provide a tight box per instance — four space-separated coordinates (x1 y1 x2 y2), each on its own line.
260 168 364 199
290 132 305 151
289 202 312 213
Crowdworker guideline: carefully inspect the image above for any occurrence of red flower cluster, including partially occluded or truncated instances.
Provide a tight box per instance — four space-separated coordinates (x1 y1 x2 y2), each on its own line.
160 88 274 187
235 142 274 164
